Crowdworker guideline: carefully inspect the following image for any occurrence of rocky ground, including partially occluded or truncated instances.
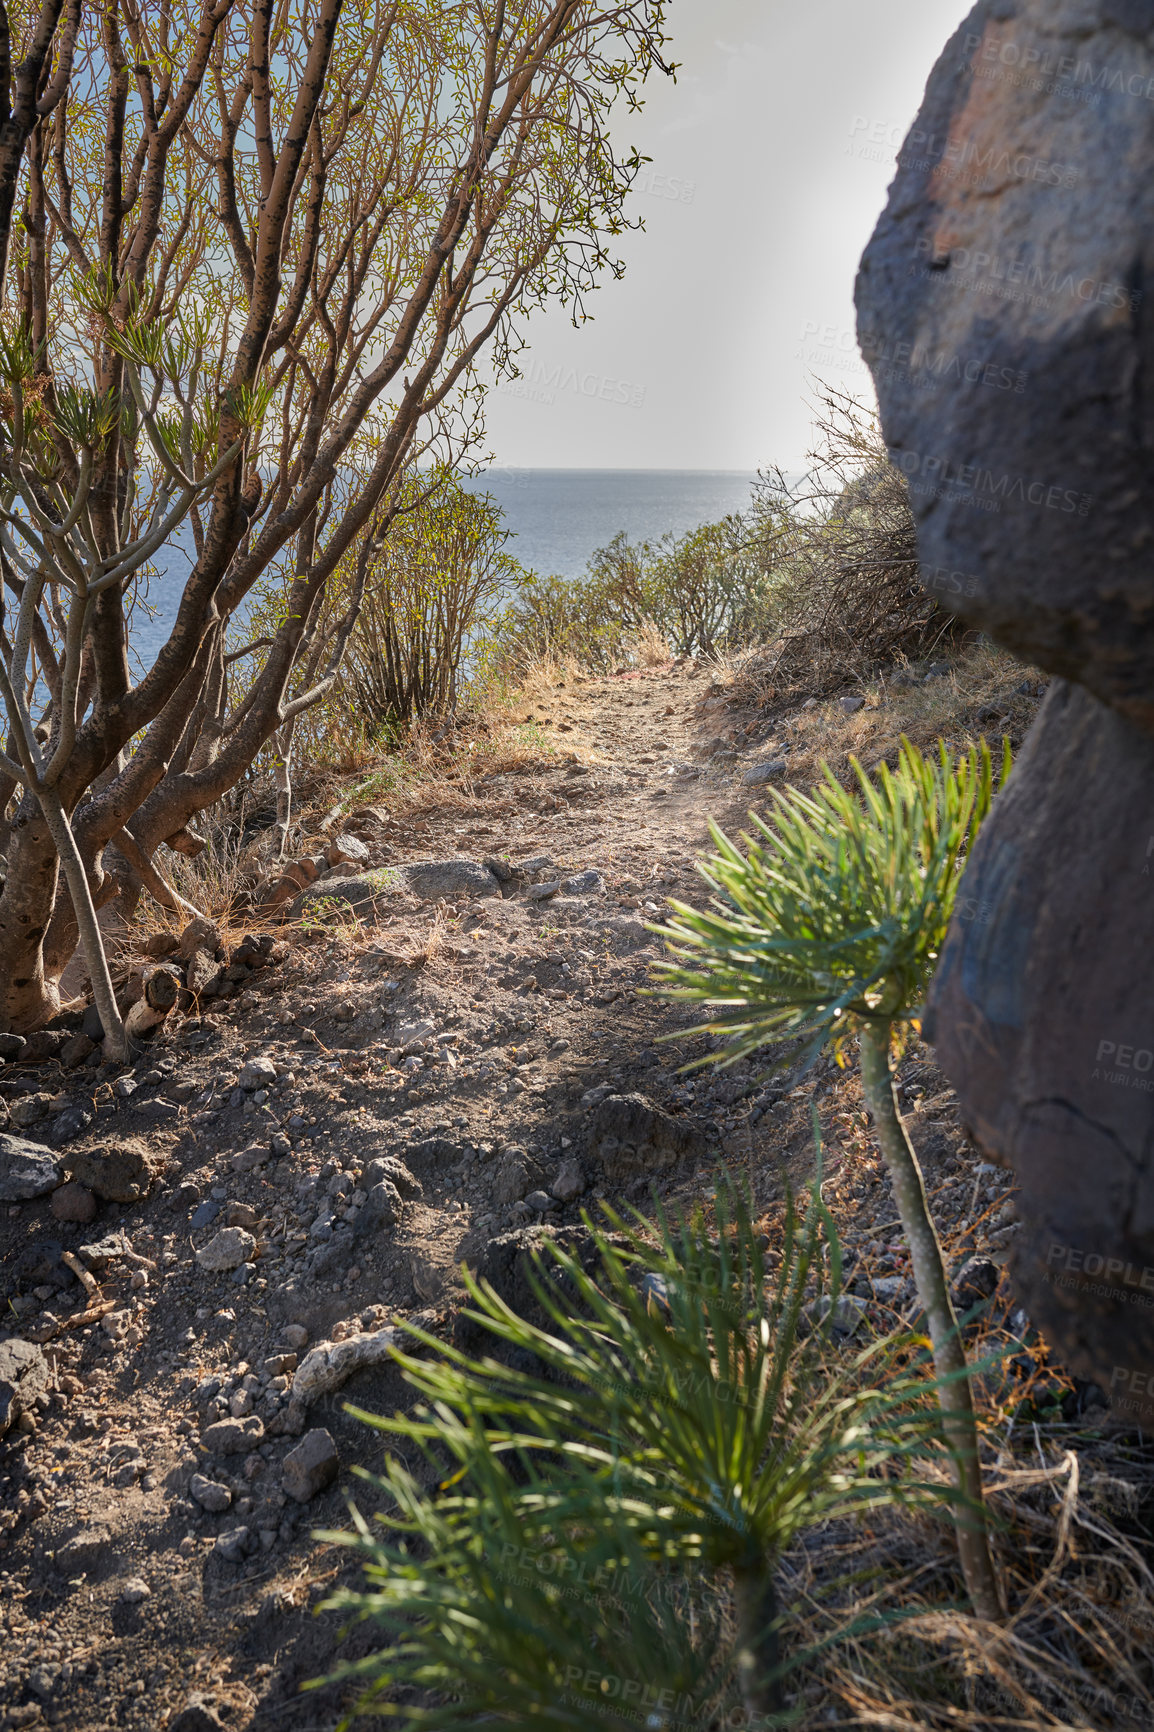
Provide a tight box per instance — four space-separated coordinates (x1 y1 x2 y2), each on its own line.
0 652 1067 1732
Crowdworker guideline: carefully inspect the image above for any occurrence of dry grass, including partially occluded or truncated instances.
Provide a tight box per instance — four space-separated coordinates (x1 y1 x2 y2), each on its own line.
736 639 1040 794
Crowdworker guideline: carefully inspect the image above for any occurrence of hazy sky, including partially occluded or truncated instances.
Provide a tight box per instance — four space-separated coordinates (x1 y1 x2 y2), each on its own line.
481 0 970 473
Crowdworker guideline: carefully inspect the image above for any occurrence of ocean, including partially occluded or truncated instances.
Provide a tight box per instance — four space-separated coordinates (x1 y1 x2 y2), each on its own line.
461 468 761 579
124 469 761 670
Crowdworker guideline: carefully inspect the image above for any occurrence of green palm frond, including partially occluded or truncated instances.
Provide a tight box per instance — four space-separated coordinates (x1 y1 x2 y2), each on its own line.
651 737 1009 1066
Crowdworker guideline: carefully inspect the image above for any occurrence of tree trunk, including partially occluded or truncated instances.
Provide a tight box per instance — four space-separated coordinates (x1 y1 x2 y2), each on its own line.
731 1560 781 1717
36 787 129 1061
858 1023 1002 1621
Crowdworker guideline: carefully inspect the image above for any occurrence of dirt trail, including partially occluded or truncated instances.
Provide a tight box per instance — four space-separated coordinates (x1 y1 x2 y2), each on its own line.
0 661 1018 1732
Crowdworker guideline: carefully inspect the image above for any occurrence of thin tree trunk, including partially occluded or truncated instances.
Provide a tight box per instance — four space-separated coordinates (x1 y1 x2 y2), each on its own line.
36 787 129 1061
731 1560 781 1717
858 1023 1002 1621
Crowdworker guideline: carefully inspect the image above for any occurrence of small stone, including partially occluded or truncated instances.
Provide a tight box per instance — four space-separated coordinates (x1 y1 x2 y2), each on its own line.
60 1033 95 1069
0 1338 49 1438
49 1106 94 1145
559 869 604 896
214 1524 255 1563
201 1414 265 1454
362 1155 421 1198
282 1427 339 1502
135 1098 179 1123
189 1473 233 1513
144 931 180 959
186 949 222 996
355 1179 403 1231
238 1054 278 1092
0 1134 61 1202
327 832 370 866
232 1144 270 1174
550 1158 586 1202
190 1199 222 1230
196 1227 256 1273
807 1294 869 1339
282 1324 309 1351
742 758 788 785
119 1576 151 1603
0 1031 26 1060
179 915 221 960
50 1181 98 1223
838 694 865 714
525 1189 553 1213
404 857 502 900
63 1138 155 1203
291 1327 398 1405
10 1095 49 1128
169 1698 226 1732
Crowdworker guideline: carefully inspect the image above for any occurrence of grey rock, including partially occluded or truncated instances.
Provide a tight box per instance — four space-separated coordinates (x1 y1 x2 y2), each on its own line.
588 1093 709 1183
0 1031 26 1060
290 868 403 919
201 1415 265 1454
179 916 221 960
837 695 865 715
355 1180 403 1231
238 1054 277 1091
49 1182 98 1223
186 949 222 996
951 1257 1001 1313
402 1135 460 1175
742 758 788 785
550 1158 586 1202
169 1695 227 1732
327 831 370 866
291 1327 399 1406
808 1294 869 1340
362 1155 421 1198
118 1576 151 1604
190 1199 222 1230
492 1154 531 1205
56 1523 113 1572
525 1189 553 1213
526 880 560 902
232 1143 270 1173
10 1096 49 1129
403 857 502 901
560 869 604 896
196 1227 255 1273
0 1338 49 1438
214 1524 255 1563
63 1139 155 1203
0 1134 61 1202
135 1098 178 1123
282 1427 339 1502
189 1474 232 1513
49 1106 94 1144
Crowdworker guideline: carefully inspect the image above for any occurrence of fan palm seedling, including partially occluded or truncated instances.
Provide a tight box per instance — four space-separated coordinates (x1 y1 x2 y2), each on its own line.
651 738 1010 1623
317 1177 954 1726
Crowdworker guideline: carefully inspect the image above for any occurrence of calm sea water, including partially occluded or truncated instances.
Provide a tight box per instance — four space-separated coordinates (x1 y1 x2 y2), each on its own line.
126 469 760 669
462 467 760 579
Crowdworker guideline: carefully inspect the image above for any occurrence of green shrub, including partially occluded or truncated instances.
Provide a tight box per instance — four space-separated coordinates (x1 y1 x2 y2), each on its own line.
315 1180 953 1726
652 738 1011 1621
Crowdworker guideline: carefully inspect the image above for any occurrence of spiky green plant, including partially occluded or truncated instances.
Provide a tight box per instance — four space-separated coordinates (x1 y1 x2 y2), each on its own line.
316 1176 953 1727
651 737 1011 1622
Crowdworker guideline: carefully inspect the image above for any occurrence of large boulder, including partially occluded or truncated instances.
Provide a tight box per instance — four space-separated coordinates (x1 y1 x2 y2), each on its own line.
856 0 1154 729
856 0 1154 1404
